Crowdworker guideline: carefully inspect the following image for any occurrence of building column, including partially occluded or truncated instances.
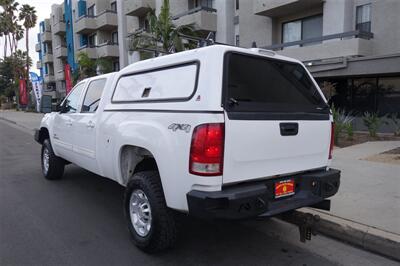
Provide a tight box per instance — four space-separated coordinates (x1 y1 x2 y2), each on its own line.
117 0 129 68
215 0 235 45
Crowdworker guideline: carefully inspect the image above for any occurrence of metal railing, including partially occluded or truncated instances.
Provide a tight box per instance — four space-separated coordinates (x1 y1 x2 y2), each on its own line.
264 30 373 50
76 10 117 22
172 6 217 20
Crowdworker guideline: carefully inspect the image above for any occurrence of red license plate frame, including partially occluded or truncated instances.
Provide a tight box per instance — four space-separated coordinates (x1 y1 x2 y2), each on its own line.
274 179 295 199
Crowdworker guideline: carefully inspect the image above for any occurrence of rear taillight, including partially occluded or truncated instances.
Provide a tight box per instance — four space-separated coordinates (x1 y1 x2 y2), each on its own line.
329 122 334 159
189 123 224 176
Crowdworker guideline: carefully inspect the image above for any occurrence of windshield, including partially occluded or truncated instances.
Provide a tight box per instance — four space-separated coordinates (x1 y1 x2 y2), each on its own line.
223 52 328 114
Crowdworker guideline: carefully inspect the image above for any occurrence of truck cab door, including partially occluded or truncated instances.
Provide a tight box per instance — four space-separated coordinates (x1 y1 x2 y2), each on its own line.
72 78 107 174
52 82 86 162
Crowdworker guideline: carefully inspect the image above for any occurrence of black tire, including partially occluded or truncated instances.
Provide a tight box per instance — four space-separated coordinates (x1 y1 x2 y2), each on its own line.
124 171 177 253
41 139 65 180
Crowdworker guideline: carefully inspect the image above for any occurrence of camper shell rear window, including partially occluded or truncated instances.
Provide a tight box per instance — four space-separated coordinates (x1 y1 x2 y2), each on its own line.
222 52 329 119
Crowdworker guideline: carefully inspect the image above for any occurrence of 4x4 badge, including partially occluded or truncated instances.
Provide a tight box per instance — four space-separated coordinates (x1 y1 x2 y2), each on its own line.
168 123 191 133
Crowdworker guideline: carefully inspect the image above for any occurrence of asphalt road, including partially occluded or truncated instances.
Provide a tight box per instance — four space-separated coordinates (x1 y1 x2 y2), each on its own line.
0 121 397 266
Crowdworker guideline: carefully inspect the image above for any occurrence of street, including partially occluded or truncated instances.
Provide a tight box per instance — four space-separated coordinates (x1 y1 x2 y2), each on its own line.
0 120 397 266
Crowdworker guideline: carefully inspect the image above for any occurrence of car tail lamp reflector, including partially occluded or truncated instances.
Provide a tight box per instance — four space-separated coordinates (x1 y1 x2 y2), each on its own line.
189 123 224 176
329 122 334 159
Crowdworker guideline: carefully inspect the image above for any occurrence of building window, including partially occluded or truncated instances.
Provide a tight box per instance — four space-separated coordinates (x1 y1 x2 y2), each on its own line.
113 61 120 72
356 4 371 32
235 34 239 46
236 0 239 10
88 34 97 47
110 2 117 12
139 16 150 32
282 15 322 45
190 0 213 9
112 32 118 44
87 4 95 17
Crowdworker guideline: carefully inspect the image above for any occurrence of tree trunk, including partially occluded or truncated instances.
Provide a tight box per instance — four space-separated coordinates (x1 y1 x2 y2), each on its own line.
26 28 32 110
4 35 7 57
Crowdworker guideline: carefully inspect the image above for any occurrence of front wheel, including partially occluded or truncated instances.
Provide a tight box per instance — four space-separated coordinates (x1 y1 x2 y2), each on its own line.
124 171 177 253
41 139 64 180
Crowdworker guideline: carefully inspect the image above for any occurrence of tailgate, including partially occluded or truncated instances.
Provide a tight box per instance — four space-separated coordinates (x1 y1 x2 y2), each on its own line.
223 118 331 184
222 52 331 184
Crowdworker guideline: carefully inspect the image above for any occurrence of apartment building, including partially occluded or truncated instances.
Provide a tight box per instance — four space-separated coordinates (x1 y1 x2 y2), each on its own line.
36 0 120 100
36 0 400 115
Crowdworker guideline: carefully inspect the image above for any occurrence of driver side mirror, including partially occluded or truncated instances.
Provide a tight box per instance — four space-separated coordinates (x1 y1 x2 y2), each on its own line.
40 95 52 113
59 102 70 113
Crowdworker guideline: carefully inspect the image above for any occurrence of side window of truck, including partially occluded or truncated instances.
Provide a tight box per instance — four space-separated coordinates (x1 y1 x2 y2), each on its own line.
112 62 198 103
82 78 106 113
63 82 86 114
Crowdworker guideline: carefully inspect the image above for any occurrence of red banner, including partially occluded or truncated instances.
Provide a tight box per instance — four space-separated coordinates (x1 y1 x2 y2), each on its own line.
19 79 28 106
65 64 72 95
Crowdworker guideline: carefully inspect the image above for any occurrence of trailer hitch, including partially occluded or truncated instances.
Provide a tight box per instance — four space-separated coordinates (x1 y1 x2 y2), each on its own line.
279 210 320 242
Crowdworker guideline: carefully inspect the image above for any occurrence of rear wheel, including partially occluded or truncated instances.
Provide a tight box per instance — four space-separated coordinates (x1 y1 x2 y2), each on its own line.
41 139 64 180
124 171 177 253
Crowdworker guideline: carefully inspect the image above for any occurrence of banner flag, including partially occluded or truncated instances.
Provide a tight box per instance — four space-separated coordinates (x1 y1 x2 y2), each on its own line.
30 72 43 112
65 64 72 95
19 79 28 106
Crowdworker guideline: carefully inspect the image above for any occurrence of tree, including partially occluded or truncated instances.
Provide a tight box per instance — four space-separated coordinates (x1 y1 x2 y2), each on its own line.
130 0 196 56
77 52 96 79
96 58 113 74
0 57 17 99
0 51 31 107
0 0 22 57
19 4 37 83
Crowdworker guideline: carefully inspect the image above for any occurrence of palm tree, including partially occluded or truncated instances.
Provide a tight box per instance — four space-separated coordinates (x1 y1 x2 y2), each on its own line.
130 0 196 56
19 4 37 81
0 0 20 57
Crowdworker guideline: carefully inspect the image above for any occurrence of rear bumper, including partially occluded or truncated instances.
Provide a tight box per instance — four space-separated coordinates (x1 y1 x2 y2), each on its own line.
187 168 340 219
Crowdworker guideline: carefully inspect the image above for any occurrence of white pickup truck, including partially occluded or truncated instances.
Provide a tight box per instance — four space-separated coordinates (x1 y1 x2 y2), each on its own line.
35 45 340 252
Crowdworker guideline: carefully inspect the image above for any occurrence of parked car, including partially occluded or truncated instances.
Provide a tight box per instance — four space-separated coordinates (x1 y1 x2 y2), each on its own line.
35 45 340 253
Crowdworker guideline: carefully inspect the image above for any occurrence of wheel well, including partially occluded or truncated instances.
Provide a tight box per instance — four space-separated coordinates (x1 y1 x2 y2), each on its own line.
38 127 50 144
120 145 158 185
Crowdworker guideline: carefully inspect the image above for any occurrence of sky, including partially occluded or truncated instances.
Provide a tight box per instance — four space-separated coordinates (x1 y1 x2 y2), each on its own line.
0 0 63 74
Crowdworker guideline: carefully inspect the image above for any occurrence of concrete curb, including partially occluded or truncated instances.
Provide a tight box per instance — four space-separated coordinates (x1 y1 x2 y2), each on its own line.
299 209 400 262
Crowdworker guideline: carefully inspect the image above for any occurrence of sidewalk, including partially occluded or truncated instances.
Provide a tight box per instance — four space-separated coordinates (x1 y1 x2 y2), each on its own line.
299 141 400 260
1 110 399 260
0 110 43 133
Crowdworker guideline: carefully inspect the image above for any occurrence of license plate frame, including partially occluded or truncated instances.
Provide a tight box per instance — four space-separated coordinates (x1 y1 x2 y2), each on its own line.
274 179 295 199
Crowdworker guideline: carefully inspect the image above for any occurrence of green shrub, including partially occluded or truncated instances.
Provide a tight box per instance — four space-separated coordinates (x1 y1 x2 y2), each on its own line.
362 112 384 137
388 113 400 136
345 122 354 140
332 106 355 144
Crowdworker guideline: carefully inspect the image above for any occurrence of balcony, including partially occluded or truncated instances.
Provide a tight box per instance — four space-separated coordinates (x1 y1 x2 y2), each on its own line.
172 6 217 33
44 74 55 83
75 16 96 34
42 53 54 63
36 61 42 69
53 21 66 35
77 46 97 59
35 43 41 52
41 31 52 43
96 11 118 31
96 42 119 58
55 70 65 81
125 0 155 17
255 0 322 17
264 30 374 62
54 46 67 58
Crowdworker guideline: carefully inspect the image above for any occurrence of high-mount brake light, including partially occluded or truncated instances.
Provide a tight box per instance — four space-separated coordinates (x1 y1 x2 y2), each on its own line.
189 123 224 176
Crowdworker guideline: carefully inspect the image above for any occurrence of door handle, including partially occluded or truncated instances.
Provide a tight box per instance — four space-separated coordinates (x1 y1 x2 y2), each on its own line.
280 123 298 136
66 119 72 126
86 121 95 129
